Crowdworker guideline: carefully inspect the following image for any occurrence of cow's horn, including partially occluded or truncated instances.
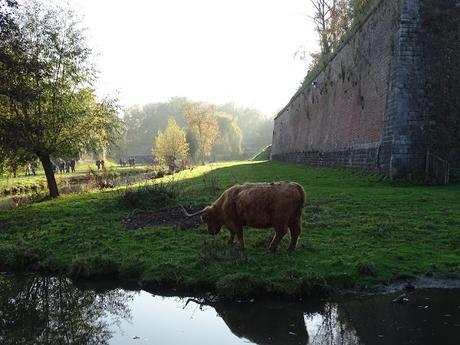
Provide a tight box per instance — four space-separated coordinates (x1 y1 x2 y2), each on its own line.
180 205 207 217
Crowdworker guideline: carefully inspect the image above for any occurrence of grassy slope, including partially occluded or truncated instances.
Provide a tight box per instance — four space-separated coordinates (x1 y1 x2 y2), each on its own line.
0 161 459 299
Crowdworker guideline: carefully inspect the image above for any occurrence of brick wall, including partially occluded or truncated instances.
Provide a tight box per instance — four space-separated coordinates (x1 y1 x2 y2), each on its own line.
271 0 460 176
272 0 400 173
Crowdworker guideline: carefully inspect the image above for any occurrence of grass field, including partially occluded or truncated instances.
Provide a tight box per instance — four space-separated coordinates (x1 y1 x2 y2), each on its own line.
0 160 459 299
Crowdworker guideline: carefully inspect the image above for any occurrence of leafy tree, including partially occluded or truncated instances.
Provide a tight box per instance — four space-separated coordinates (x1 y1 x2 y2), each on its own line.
296 0 374 72
0 147 35 177
121 97 187 156
153 118 189 170
0 0 122 197
185 128 199 162
217 103 273 156
309 0 351 55
212 112 243 161
183 101 219 163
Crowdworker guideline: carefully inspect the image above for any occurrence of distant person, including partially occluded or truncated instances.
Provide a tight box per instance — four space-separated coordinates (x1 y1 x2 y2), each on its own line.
70 159 76 173
31 162 37 176
96 160 101 170
25 164 31 176
65 161 70 173
100 159 105 169
59 160 65 174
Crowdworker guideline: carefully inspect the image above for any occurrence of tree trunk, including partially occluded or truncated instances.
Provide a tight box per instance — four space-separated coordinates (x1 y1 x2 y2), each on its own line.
39 154 59 198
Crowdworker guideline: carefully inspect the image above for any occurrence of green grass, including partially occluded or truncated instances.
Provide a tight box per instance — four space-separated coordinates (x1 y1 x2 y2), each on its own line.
0 160 459 299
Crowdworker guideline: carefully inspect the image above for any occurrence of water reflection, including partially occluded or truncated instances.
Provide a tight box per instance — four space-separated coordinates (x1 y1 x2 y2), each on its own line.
0 275 133 345
209 300 322 345
1 274 459 345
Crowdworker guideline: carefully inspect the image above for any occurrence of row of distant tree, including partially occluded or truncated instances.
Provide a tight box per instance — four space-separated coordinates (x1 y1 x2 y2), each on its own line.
109 97 273 166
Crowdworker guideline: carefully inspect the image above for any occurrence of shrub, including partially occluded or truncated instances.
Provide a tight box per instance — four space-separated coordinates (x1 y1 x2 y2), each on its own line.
117 180 179 210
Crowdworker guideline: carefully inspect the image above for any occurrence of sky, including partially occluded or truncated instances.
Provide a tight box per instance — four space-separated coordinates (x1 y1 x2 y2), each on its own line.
72 0 318 117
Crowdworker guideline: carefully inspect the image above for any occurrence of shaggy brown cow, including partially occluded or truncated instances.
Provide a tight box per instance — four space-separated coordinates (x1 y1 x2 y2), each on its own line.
182 182 305 251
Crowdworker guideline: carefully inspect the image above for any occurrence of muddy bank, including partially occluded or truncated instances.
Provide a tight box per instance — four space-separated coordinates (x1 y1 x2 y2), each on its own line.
340 276 460 296
122 206 205 230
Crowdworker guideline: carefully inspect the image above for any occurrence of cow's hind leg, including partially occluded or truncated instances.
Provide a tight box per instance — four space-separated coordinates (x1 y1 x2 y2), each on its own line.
228 229 235 245
288 217 302 252
269 226 288 252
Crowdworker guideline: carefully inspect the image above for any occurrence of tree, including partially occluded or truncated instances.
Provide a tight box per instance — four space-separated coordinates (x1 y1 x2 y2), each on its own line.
309 0 351 55
185 128 199 162
211 112 243 161
0 146 35 177
217 103 272 156
153 118 189 170
0 0 122 197
182 102 219 163
121 97 188 157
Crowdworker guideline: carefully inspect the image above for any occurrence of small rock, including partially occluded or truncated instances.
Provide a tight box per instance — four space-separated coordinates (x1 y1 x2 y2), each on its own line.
393 294 409 304
133 336 140 340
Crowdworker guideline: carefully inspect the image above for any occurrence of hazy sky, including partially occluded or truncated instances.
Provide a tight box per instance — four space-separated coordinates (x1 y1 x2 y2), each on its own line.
72 0 317 116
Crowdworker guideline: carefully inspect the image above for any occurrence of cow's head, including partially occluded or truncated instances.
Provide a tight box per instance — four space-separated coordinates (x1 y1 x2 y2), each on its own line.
200 206 222 235
181 205 222 235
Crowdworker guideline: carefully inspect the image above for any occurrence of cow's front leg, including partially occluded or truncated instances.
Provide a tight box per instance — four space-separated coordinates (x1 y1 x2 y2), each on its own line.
232 226 245 250
269 226 288 252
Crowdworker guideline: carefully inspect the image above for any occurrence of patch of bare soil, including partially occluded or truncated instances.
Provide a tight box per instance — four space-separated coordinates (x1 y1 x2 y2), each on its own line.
122 206 205 230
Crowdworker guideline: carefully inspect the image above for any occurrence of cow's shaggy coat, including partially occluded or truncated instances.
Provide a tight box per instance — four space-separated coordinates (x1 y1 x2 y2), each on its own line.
199 182 305 251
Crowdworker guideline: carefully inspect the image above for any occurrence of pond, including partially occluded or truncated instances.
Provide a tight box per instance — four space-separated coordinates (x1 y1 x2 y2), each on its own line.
1 274 459 345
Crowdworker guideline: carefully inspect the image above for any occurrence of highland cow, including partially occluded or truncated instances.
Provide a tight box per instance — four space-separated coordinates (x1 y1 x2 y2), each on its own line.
182 182 305 251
